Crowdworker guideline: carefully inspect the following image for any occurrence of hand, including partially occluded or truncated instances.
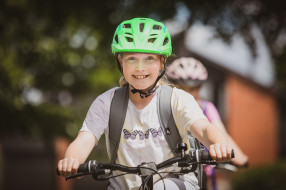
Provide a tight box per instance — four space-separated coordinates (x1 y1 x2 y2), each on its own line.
57 157 80 177
209 143 233 162
231 152 249 167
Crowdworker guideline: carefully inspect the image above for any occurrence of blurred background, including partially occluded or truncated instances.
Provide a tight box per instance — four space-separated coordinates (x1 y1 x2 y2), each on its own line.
0 0 286 189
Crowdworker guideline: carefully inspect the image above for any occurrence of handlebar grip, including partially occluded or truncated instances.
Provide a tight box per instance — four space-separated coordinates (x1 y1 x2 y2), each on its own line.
198 149 235 161
78 163 89 173
198 150 212 161
56 163 89 176
56 164 89 176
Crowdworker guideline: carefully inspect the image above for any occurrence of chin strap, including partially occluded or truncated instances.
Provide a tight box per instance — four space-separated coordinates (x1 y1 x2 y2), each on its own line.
131 69 165 99
131 85 159 98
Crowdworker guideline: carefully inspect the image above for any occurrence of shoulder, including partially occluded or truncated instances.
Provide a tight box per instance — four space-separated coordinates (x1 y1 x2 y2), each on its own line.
96 87 120 102
171 87 200 111
89 87 120 109
172 87 195 100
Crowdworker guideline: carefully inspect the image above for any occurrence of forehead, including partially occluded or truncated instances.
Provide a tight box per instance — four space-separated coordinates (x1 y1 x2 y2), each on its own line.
122 52 160 58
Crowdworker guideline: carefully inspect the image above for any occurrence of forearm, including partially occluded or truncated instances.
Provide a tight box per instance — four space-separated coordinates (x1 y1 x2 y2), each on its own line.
191 118 229 149
203 125 229 148
64 131 97 163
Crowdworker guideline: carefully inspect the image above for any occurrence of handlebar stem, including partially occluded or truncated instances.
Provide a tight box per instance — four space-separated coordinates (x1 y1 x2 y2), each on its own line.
139 162 157 176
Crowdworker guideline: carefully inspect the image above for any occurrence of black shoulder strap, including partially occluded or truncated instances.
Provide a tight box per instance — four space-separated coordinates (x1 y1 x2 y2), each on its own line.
108 85 129 163
157 85 182 156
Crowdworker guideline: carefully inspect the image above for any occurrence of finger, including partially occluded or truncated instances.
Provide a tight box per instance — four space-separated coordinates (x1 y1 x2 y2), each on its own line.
227 145 233 159
209 145 215 160
214 144 222 162
220 144 228 161
209 145 217 161
62 158 68 177
71 159 79 175
67 158 75 176
57 160 63 176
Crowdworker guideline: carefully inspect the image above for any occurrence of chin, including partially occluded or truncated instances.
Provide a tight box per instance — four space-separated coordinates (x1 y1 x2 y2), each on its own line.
131 84 150 90
133 86 147 90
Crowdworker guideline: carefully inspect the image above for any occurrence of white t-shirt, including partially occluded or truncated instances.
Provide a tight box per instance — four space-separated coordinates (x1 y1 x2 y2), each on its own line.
80 86 206 190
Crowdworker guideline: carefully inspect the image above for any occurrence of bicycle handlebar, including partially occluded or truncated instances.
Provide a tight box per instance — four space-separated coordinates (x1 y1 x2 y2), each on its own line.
61 149 234 180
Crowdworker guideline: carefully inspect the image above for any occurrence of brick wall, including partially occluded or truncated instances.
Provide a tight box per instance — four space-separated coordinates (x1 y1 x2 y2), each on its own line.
225 75 279 166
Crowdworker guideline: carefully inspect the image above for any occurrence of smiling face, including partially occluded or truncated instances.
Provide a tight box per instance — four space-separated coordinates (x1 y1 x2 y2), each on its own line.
118 53 164 91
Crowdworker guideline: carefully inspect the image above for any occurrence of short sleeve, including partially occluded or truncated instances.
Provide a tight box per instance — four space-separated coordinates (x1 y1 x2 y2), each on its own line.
171 87 206 131
80 87 119 141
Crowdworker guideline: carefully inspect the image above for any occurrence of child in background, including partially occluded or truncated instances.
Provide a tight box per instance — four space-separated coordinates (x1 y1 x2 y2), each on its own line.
166 57 248 166
166 57 248 189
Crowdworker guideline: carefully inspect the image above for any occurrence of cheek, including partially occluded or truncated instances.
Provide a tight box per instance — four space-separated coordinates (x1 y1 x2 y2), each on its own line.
149 63 162 74
122 63 132 77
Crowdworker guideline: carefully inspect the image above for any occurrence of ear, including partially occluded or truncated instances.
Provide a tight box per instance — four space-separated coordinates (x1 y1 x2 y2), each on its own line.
160 57 166 70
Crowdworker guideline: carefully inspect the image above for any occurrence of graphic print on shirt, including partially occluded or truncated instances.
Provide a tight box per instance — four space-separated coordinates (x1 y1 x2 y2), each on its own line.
123 127 163 140
123 129 137 140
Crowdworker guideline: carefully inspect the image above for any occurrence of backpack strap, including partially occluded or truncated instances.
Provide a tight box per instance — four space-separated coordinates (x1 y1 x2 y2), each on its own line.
157 85 182 156
108 85 129 163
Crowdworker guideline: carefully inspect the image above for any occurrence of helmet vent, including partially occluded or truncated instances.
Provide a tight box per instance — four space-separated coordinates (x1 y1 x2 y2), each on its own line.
126 37 133 42
163 37 169 45
139 23 145 32
122 24 131 28
148 38 156 43
153 25 162 30
114 35 119 43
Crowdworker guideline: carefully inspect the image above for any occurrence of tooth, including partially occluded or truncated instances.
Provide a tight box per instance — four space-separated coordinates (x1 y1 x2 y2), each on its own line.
135 75 147 79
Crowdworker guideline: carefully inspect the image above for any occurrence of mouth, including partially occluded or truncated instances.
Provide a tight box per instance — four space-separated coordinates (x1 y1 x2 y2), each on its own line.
133 75 149 79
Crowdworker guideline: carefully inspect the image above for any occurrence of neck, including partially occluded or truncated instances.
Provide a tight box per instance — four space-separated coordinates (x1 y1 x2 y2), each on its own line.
129 84 157 110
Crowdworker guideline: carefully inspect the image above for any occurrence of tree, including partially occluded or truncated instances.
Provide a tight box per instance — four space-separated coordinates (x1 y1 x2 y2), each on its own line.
0 0 285 140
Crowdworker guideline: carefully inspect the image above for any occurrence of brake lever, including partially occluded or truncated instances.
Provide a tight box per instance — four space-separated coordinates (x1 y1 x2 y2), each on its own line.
65 172 89 180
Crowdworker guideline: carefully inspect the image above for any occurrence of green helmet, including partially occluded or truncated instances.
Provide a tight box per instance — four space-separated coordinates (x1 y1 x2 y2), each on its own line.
111 18 172 57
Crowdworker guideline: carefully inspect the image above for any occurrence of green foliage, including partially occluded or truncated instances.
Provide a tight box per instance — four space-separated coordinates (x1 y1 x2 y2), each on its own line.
0 0 120 139
232 160 286 190
0 0 286 140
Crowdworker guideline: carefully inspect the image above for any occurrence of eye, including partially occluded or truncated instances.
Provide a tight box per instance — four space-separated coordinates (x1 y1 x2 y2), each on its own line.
128 57 136 61
146 56 154 61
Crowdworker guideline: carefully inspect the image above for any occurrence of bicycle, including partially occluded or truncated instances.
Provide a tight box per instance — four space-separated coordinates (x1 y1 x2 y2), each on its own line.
58 143 234 190
203 161 248 190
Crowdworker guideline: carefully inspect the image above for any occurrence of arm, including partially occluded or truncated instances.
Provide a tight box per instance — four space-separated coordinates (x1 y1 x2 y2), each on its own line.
212 119 248 166
190 118 233 162
57 131 98 177
204 101 248 166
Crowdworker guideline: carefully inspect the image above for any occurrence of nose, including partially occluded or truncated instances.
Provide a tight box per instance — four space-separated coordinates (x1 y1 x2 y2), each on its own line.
135 60 145 71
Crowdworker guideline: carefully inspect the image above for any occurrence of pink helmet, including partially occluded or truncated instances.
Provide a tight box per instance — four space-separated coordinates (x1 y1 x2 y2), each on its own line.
166 57 208 87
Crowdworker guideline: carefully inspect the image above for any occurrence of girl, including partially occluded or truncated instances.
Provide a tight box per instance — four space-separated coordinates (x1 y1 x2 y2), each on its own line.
166 57 248 166
57 18 233 190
